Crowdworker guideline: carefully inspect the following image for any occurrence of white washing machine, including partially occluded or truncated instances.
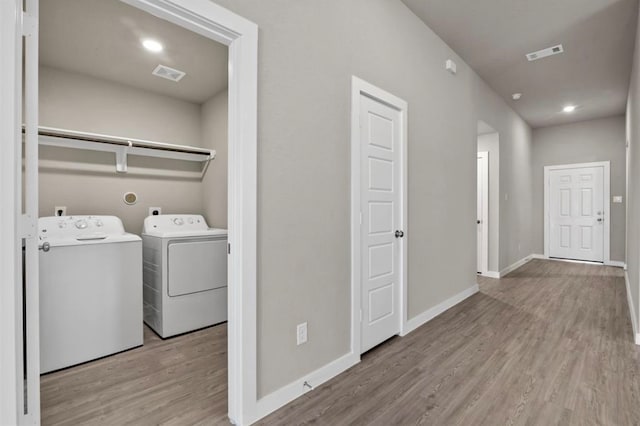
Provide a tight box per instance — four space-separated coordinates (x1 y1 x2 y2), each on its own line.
142 214 227 338
38 215 143 374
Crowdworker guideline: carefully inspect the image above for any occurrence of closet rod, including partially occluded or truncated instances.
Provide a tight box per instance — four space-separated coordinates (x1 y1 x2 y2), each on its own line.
36 126 214 157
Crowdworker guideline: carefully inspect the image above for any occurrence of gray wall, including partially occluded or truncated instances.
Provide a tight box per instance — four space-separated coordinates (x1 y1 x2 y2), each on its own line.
201 89 228 228
627 4 640 332
477 132 500 273
39 66 206 233
209 0 533 397
532 116 627 262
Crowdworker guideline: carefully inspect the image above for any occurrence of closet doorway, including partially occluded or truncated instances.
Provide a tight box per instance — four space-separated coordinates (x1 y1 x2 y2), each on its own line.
2 0 258 424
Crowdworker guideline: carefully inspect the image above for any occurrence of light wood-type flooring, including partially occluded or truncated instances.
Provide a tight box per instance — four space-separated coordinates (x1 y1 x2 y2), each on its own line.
42 260 640 425
41 324 228 425
261 260 639 425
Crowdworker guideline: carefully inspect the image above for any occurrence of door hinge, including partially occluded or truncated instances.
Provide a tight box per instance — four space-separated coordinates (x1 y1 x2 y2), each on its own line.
20 214 36 239
22 12 37 37
228 243 231 254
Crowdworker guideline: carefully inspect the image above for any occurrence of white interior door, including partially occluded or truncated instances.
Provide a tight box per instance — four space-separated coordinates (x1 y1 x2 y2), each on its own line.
549 166 604 262
477 152 488 274
360 94 402 353
22 0 41 423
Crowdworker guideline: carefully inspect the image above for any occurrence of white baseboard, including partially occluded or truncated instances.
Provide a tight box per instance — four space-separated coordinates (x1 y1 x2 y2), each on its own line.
249 351 359 424
499 255 533 277
401 283 479 336
533 254 625 269
480 271 500 279
624 271 640 345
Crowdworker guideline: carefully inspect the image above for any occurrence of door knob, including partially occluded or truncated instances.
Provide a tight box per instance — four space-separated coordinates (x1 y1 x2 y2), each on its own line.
395 230 404 238
39 242 50 252
597 218 603 222
477 220 481 224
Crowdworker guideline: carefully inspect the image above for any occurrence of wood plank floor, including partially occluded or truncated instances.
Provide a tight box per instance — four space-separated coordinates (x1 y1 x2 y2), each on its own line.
41 324 229 425
42 260 640 425
260 260 640 425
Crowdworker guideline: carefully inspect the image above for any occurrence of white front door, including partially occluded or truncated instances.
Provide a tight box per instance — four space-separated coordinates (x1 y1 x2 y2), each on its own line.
360 94 402 353
477 152 488 274
549 166 605 262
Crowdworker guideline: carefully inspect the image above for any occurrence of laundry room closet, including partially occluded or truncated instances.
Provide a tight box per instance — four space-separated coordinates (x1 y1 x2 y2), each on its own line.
37 0 230 423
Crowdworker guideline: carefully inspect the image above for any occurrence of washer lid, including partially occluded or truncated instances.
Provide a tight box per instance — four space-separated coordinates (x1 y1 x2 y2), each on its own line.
142 214 227 238
38 215 141 247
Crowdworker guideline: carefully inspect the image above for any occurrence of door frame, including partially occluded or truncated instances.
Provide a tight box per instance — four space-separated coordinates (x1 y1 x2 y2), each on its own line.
350 76 408 355
477 151 489 275
0 1 259 424
543 161 610 264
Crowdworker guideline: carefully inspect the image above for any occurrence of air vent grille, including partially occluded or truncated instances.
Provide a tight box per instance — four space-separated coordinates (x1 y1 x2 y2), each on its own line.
526 44 564 61
152 64 186 82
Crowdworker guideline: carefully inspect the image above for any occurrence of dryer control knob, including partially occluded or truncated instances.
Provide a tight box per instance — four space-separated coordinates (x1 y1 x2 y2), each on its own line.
58 221 67 228
95 220 103 227
75 219 88 229
173 217 184 226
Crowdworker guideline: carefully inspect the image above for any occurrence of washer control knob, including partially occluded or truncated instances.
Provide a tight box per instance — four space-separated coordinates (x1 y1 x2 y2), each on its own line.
173 217 184 226
95 220 103 227
188 218 194 224
75 219 88 229
58 221 67 228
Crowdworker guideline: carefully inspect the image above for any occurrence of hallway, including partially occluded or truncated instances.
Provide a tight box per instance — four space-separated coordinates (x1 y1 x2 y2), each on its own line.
261 260 638 425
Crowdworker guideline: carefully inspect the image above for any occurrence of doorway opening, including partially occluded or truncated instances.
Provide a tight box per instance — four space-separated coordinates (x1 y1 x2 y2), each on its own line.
5 0 258 424
38 0 230 423
477 121 499 278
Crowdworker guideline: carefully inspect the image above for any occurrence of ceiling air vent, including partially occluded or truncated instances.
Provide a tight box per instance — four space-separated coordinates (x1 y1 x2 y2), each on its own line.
152 64 186 82
526 44 564 62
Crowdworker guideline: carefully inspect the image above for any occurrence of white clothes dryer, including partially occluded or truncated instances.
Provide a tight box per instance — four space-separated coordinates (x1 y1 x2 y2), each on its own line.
142 214 227 338
38 215 143 374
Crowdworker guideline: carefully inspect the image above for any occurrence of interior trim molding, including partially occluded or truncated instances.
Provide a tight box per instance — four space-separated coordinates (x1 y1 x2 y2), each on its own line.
480 271 500 279
624 270 640 345
499 255 533 278
250 352 359 424
401 283 480 336
533 253 625 268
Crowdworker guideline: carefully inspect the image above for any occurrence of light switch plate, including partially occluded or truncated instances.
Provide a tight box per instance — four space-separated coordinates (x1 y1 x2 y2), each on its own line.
613 196 623 204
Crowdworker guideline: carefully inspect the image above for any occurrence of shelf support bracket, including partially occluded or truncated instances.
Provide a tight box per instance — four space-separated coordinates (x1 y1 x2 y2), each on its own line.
115 142 132 173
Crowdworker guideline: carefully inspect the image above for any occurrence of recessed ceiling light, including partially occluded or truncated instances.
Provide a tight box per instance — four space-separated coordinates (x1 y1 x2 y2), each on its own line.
142 39 163 53
512 93 522 101
563 105 577 113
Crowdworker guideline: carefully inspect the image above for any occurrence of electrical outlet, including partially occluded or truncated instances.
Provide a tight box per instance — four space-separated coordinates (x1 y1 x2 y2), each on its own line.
54 206 67 216
149 207 162 216
297 322 308 345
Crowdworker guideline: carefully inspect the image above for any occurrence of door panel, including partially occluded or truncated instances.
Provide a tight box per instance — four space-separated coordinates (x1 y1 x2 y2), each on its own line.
477 152 488 274
549 166 604 262
22 0 41 422
360 95 401 353
168 239 227 296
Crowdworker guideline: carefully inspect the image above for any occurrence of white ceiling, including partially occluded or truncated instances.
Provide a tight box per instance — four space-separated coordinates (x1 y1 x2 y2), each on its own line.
402 0 639 128
40 0 228 104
